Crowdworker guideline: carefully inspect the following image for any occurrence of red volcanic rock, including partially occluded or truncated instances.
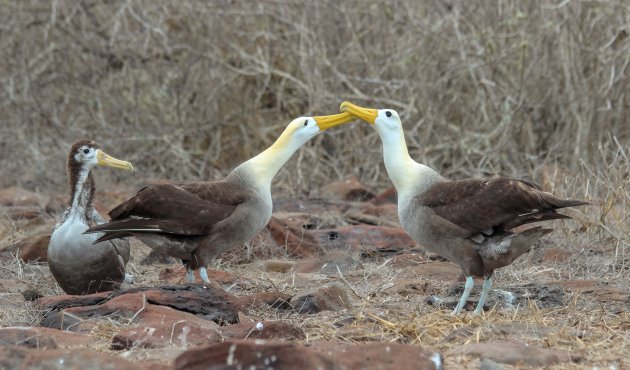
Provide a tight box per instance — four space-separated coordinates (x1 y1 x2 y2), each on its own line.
111 308 222 350
384 279 437 296
264 254 362 275
310 342 442 370
41 291 221 338
2 206 43 220
8 233 50 263
320 176 375 202
390 252 428 268
221 320 305 341
96 187 134 202
174 341 442 370
266 209 413 258
292 251 361 274
273 212 341 231
548 279 598 291
0 345 162 370
0 327 97 349
372 187 397 205
272 198 354 214
159 266 239 286
344 210 401 228
43 194 67 214
113 319 304 351
546 279 630 304
174 341 335 370
0 186 42 206
237 291 293 310
265 216 321 258
0 187 49 220
37 288 232 332
361 203 399 221
316 251 362 274
310 225 416 254
37 289 291 351
269 222 417 259
37 285 292 334
290 284 352 314
447 340 582 366
401 262 463 282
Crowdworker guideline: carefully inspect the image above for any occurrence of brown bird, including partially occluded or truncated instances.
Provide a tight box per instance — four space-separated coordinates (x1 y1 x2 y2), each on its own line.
48 140 134 295
85 113 355 283
341 101 588 314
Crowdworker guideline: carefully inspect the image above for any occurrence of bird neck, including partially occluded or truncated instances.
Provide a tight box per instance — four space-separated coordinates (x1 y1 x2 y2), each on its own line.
378 128 426 195
235 128 302 190
63 166 95 222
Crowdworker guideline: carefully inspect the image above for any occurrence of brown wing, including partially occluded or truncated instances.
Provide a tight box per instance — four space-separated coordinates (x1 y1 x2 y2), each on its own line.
87 181 245 237
419 178 587 235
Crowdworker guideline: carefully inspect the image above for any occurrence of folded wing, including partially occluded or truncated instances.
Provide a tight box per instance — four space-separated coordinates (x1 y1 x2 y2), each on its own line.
420 178 588 236
86 182 244 242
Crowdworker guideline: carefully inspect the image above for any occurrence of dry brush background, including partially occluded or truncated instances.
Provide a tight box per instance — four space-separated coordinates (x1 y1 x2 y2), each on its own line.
0 1 629 368
1 0 628 192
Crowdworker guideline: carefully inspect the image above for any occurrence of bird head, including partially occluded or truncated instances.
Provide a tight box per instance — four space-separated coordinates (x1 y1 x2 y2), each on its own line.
69 140 134 172
276 112 356 149
339 101 402 137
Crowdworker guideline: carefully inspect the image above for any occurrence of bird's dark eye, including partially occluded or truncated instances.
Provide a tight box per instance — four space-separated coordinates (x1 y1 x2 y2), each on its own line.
83 148 90 154
385 111 392 118
304 120 309 127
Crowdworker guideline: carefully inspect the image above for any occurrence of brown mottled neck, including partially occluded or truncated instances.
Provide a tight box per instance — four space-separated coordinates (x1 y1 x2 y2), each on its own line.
63 142 97 221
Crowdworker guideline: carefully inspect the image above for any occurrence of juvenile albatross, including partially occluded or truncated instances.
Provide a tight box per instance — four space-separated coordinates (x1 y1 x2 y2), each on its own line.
48 140 134 295
341 101 588 315
86 113 355 283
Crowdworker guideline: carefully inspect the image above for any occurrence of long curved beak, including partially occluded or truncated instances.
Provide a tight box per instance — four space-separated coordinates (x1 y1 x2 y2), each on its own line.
339 101 378 124
313 112 356 131
96 149 134 171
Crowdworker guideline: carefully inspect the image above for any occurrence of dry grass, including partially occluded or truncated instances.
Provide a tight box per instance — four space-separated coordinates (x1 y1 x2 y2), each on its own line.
0 1 628 196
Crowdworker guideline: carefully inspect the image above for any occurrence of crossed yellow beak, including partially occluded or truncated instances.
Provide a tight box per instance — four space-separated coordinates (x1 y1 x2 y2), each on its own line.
96 149 134 171
313 112 356 131
339 101 378 124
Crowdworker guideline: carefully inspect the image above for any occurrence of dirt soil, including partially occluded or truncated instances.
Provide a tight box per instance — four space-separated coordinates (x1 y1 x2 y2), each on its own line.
0 181 628 370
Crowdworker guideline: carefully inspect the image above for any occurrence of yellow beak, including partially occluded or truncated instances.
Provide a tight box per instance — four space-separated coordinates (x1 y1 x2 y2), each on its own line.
96 149 134 171
313 112 356 131
339 101 378 124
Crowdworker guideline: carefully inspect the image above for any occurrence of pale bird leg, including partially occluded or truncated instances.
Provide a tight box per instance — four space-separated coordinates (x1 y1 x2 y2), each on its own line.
452 276 474 315
473 276 493 315
123 273 134 284
199 267 210 283
186 269 195 283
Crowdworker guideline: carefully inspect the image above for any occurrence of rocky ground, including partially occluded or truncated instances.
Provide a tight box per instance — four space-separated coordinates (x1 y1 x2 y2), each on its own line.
0 178 628 369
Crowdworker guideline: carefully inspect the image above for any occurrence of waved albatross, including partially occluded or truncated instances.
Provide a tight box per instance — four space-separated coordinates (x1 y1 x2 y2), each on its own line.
341 101 588 315
48 140 134 295
86 113 355 283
